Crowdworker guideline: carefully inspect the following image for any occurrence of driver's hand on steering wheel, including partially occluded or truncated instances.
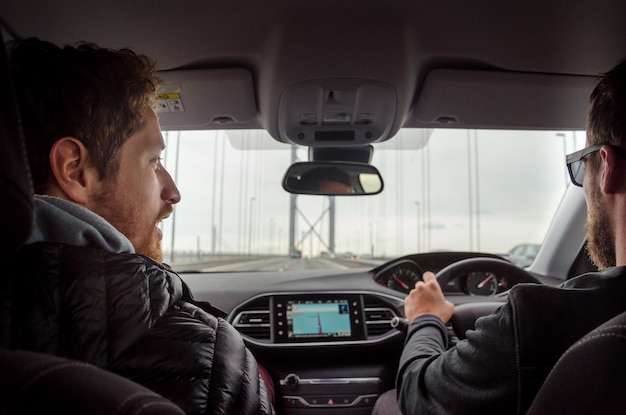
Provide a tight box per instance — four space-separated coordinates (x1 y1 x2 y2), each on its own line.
404 271 455 324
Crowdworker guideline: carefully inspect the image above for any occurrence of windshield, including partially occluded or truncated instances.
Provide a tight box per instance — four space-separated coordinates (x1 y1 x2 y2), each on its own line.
160 128 585 272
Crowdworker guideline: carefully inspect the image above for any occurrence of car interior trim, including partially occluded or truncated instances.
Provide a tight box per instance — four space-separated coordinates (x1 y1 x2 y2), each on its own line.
282 393 379 408
229 290 404 348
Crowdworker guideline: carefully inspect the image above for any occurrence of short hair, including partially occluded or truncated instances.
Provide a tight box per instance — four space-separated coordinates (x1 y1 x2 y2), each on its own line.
587 58 626 167
8 38 160 193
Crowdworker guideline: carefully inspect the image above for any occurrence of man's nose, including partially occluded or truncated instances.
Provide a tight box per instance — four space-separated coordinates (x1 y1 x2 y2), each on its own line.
160 167 181 204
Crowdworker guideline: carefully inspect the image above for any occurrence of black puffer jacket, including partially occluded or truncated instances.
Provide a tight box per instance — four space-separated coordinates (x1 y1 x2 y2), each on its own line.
396 267 626 414
3 242 274 415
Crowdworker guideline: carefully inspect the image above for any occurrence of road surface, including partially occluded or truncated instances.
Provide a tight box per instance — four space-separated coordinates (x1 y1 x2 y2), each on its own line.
170 256 383 273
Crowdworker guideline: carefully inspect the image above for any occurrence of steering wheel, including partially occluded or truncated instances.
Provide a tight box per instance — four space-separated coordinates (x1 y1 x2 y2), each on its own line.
435 257 540 340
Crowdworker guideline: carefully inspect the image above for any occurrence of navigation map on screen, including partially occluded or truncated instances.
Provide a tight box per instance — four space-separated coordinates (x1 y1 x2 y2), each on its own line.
287 300 351 338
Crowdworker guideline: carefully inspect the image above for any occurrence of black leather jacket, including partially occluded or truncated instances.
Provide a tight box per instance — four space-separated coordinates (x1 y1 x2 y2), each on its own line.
396 267 626 414
3 242 274 415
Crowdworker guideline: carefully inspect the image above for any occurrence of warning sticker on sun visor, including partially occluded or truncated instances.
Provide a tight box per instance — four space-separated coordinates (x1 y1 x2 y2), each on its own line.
156 93 185 112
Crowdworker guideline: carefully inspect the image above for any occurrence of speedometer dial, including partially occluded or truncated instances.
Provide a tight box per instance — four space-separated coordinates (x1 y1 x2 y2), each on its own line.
466 272 499 296
387 267 422 293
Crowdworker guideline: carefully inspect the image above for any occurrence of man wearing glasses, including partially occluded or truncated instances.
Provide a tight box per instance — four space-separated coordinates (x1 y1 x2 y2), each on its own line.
374 59 626 414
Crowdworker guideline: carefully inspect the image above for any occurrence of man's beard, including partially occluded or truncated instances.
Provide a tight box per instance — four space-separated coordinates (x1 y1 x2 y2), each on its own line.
92 184 171 262
586 184 616 270
139 226 165 262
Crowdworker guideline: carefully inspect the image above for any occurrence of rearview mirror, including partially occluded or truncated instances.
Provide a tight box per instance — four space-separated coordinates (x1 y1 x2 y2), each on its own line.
282 161 384 196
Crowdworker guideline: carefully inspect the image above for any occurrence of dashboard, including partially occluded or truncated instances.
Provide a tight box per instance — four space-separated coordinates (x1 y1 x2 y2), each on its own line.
373 259 511 296
179 250 545 414
372 252 516 296
230 291 404 347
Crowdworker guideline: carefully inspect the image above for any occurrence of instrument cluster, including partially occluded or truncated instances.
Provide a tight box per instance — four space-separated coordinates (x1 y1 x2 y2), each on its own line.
373 259 510 296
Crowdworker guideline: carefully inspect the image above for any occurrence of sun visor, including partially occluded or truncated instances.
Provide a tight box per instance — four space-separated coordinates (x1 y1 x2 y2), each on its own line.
277 78 396 147
156 68 256 130
413 69 596 130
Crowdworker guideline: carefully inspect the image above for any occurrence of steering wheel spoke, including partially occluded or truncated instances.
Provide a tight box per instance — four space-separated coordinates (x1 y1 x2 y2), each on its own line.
435 258 540 339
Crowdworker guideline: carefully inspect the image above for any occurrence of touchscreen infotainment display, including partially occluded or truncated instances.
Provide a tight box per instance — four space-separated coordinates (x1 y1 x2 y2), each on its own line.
272 294 365 343
287 300 351 338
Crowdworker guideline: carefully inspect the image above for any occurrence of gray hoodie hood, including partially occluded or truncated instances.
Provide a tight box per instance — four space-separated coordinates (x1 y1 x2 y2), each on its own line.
27 195 135 254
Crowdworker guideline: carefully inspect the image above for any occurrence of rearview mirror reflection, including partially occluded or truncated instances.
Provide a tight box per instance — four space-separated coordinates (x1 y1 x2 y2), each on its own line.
282 161 384 196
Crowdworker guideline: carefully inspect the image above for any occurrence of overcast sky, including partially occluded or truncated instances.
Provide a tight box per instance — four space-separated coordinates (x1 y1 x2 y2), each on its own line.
159 128 585 258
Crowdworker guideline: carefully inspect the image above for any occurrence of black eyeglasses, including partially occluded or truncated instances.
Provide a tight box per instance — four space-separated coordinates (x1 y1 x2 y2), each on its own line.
566 144 626 187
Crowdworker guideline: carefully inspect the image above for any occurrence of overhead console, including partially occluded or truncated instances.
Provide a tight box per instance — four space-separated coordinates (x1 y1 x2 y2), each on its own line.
277 78 397 146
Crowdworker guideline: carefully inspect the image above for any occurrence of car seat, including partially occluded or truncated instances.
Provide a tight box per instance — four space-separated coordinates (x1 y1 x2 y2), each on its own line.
527 309 626 414
0 28 184 415
0 30 31 261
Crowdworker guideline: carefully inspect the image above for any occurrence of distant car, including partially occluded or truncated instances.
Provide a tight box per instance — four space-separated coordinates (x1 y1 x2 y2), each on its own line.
289 250 302 259
506 244 541 268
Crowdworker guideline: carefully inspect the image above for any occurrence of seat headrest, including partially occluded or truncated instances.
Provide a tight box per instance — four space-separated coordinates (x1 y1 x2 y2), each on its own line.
0 31 34 259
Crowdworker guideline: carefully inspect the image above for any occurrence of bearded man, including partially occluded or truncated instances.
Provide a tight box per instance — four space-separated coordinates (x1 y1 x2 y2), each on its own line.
373 58 626 414
3 38 274 415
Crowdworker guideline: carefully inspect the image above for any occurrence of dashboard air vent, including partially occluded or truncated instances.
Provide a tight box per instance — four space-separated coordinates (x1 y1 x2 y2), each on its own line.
363 295 398 337
232 297 271 341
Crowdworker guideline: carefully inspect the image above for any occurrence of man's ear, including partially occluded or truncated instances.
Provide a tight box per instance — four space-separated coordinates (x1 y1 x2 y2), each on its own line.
599 146 626 195
49 137 100 204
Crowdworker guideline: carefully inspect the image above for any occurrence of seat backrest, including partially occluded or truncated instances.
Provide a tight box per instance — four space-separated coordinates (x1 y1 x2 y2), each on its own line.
0 28 183 415
0 28 32 260
526 310 626 414
0 349 185 415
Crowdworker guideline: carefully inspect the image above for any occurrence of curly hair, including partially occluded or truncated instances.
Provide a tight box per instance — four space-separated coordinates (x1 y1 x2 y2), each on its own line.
8 38 161 193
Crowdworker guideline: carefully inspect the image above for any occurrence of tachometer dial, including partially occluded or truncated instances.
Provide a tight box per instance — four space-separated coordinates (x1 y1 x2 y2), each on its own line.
387 267 422 293
466 272 499 296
